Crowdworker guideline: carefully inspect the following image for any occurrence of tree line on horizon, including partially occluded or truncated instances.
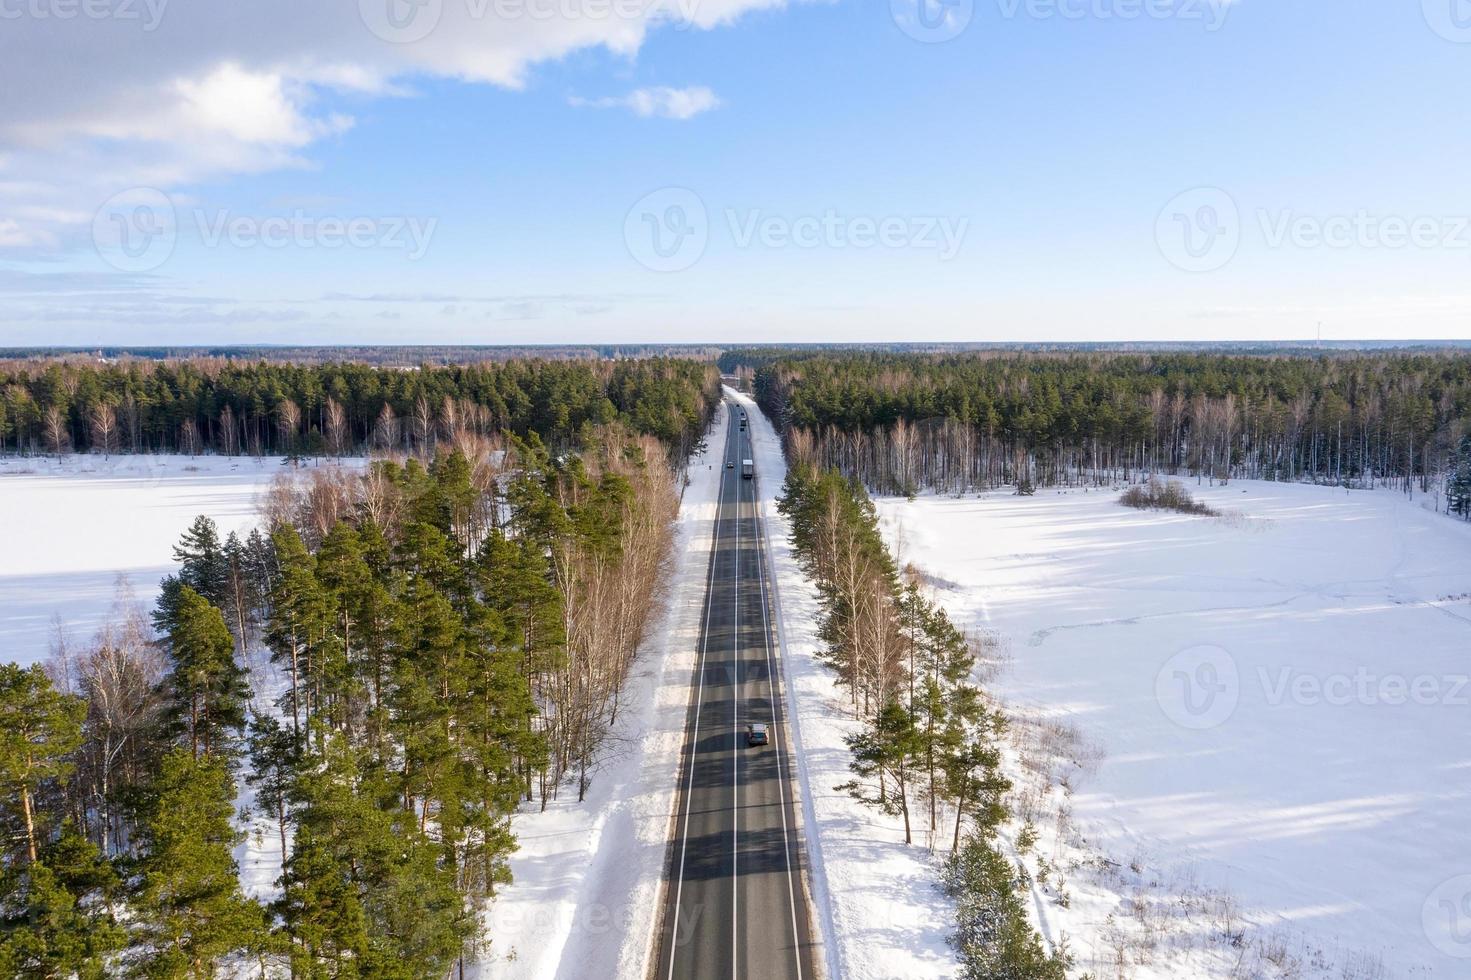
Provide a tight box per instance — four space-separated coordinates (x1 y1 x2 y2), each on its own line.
0 410 701 976
0 357 719 466
722 348 1471 495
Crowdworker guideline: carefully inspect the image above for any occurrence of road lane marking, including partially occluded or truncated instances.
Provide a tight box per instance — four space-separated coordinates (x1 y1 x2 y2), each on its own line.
751 434 806 980
732 411 741 980
666 403 730 980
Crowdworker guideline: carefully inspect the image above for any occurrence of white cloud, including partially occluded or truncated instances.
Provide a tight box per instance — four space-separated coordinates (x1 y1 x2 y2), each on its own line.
0 0 777 254
570 85 722 119
0 219 42 248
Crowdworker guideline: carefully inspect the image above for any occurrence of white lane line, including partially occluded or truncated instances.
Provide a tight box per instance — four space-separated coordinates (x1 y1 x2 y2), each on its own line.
666 405 729 980
753 461 805 980
732 416 741 980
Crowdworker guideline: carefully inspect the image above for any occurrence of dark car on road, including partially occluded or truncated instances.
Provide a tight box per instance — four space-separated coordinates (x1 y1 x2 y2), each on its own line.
746 723 769 747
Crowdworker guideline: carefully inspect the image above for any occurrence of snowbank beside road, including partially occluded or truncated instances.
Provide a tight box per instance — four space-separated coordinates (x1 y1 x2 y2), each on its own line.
473 408 730 980
729 386 961 980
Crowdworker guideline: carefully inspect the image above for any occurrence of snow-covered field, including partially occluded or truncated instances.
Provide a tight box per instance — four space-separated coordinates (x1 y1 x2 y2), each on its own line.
874 479 1471 978
0 455 344 666
732 387 960 980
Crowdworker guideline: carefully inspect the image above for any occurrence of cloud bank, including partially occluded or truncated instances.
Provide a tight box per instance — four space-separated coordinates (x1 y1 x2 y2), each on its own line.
0 0 781 254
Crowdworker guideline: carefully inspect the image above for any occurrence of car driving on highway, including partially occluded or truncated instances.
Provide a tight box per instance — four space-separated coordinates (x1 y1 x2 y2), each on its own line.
746 723 769 747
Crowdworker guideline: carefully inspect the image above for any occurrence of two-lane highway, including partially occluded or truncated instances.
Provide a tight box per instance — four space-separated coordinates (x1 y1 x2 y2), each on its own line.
655 401 819 980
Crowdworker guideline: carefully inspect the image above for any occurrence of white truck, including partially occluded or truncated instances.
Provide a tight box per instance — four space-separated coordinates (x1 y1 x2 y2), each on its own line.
741 458 754 480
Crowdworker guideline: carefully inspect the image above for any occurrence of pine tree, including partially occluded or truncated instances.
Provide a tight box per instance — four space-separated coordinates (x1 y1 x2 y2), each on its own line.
275 822 372 979
314 522 375 736
160 588 249 760
942 834 1067 980
276 736 374 978
0 664 85 864
152 575 186 638
940 687 1010 852
266 526 329 742
1447 434 1471 519
838 701 924 845
173 516 230 609
280 735 471 979
910 598 979 837
129 749 268 978
245 716 298 874
477 531 557 801
0 826 124 979
220 531 259 651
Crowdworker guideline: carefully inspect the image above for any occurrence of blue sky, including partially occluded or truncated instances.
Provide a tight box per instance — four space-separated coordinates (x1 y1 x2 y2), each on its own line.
3 0 1471 344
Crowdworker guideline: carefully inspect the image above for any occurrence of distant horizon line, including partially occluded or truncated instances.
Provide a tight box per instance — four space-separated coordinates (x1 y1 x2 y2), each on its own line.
6 339 1471 352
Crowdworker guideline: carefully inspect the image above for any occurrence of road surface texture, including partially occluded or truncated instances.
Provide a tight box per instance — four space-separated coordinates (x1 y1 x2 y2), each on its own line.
654 401 820 980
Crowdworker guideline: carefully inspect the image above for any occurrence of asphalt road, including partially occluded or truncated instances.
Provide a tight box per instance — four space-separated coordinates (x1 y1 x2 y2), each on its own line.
654 401 820 980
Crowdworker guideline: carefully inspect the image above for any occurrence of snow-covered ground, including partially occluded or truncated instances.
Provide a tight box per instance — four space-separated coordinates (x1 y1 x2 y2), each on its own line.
731 387 961 980
873 479 1471 978
0 454 349 666
472 407 733 979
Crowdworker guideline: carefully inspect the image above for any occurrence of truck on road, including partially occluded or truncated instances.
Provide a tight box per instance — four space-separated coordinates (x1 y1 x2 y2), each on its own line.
741 459 754 480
